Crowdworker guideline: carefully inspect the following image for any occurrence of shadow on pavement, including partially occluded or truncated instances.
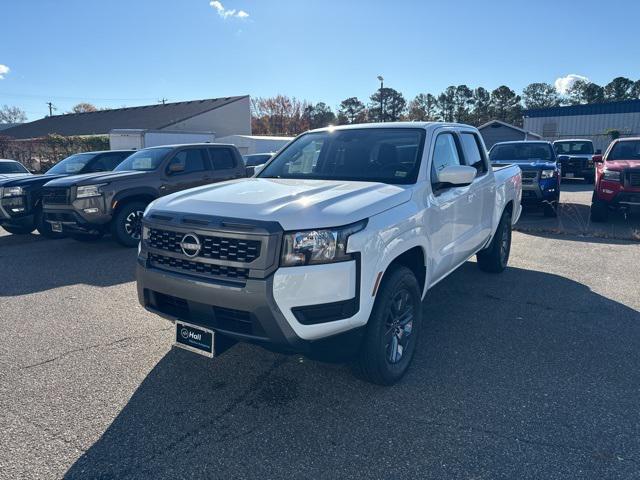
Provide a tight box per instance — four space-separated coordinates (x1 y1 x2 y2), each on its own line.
65 263 640 479
0 234 136 296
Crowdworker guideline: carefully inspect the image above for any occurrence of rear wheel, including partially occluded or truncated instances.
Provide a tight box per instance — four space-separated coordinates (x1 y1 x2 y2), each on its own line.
543 201 558 217
35 210 65 239
356 266 422 385
111 201 146 247
477 208 512 273
590 200 608 223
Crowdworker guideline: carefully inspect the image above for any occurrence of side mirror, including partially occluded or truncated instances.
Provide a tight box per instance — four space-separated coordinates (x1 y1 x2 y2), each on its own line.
245 166 255 177
436 165 477 187
595 149 602 155
168 161 185 174
592 154 604 163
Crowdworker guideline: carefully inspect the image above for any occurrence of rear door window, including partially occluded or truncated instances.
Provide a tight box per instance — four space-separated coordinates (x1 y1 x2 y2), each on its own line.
209 148 237 170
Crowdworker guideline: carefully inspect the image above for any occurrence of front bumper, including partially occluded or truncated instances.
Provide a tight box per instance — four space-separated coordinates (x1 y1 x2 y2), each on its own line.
0 194 31 220
43 202 112 234
521 177 559 204
136 258 363 361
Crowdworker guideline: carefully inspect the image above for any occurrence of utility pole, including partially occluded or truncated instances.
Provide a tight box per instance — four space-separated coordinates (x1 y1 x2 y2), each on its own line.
377 76 384 122
158 98 168 105
46 102 55 116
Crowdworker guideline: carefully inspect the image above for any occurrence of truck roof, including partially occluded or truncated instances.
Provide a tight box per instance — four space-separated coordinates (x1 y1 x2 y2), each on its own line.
139 142 236 150
552 139 593 143
492 140 553 146
307 121 473 134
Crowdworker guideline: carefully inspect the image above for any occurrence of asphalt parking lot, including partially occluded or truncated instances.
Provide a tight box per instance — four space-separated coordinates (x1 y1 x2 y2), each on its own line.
1 206 639 479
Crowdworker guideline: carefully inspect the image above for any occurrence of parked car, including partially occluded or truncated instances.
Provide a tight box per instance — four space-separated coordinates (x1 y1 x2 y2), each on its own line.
590 137 640 222
0 150 133 237
0 159 33 181
136 123 522 385
553 139 598 183
489 141 561 217
42 143 247 247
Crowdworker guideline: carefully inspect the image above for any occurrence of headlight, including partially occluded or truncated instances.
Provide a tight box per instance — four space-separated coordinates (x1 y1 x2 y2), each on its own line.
281 219 367 267
540 169 555 179
603 170 621 182
76 184 106 199
2 186 24 197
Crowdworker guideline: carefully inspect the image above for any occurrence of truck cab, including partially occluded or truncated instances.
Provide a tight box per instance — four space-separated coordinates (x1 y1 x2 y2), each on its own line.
489 141 560 217
553 139 597 183
136 123 522 384
590 137 640 222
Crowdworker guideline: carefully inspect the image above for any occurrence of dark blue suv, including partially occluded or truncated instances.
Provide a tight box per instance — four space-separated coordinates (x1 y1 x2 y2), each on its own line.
489 141 561 217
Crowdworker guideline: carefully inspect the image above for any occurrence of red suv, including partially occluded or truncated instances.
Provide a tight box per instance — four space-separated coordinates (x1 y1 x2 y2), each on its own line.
590 138 640 222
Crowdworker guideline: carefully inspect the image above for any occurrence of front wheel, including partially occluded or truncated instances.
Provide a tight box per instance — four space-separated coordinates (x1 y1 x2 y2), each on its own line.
2 223 35 235
111 202 147 247
356 265 422 385
477 208 512 273
590 200 608 223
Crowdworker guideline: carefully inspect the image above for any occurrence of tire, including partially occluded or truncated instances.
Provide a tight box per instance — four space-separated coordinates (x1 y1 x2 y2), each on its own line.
71 232 104 242
477 208 512 273
111 201 147 247
590 200 608 223
35 210 65 239
356 265 422 385
2 223 35 235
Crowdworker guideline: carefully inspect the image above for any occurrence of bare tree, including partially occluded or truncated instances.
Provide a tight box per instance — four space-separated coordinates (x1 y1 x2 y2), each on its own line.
0 105 27 123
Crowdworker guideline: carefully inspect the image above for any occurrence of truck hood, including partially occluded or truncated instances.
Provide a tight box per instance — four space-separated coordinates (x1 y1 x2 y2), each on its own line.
149 178 412 230
602 160 640 171
0 173 65 188
492 160 557 170
0 173 32 181
43 170 148 187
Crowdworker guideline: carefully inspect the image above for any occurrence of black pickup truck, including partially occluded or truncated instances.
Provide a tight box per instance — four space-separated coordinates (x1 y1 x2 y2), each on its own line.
0 150 133 237
42 143 247 247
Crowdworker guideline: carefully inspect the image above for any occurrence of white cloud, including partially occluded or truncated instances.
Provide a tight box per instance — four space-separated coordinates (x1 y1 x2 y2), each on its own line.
0 64 9 80
554 74 589 94
209 1 249 19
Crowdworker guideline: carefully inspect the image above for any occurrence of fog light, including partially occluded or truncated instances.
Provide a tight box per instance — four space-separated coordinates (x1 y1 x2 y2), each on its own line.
10 207 25 213
83 208 99 214
602 189 614 194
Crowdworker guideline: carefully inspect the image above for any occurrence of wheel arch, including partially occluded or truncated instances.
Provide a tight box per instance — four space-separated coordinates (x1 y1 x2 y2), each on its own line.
111 188 157 213
374 245 427 299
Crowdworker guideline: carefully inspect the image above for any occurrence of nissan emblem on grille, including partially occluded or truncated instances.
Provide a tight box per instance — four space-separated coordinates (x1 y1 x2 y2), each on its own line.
179 233 201 258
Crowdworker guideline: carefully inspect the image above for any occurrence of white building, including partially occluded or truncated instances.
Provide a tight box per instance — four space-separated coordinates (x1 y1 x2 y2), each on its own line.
523 100 640 153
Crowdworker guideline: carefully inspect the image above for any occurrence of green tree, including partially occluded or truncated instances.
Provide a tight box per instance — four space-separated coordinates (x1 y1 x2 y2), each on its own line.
0 105 27 123
565 80 605 104
604 77 635 101
304 102 336 129
471 87 491 125
407 93 439 121
453 85 474 123
522 83 560 109
337 97 367 124
368 87 406 122
437 86 456 122
630 80 640 99
490 86 522 126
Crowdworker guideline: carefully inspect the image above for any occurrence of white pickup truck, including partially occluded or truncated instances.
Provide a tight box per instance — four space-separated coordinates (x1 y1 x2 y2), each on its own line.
136 122 522 384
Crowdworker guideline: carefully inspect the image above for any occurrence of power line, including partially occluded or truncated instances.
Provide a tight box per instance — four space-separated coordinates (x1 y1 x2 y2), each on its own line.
0 92 159 102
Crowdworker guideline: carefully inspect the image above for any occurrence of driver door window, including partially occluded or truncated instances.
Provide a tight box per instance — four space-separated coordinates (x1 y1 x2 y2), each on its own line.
431 133 462 186
168 149 207 174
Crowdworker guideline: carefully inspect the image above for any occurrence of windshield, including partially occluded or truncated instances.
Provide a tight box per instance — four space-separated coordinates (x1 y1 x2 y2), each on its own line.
554 141 594 155
608 140 640 161
47 153 97 175
258 128 425 184
490 143 554 162
114 147 172 172
0 161 28 174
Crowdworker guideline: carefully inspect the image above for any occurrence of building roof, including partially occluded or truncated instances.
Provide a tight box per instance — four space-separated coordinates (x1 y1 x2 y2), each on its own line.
477 119 542 138
524 99 640 118
0 96 248 139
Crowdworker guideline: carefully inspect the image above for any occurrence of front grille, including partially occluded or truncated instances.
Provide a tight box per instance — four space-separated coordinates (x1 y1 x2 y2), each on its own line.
564 157 586 169
629 172 640 187
42 187 70 205
148 228 261 263
149 253 250 281
521 171 538 179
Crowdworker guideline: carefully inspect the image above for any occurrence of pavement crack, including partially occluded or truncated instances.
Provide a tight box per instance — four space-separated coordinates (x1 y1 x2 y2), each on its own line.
20 327 173 371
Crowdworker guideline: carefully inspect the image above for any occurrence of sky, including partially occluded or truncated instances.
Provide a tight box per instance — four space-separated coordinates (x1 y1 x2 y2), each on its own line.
2 0 640 120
